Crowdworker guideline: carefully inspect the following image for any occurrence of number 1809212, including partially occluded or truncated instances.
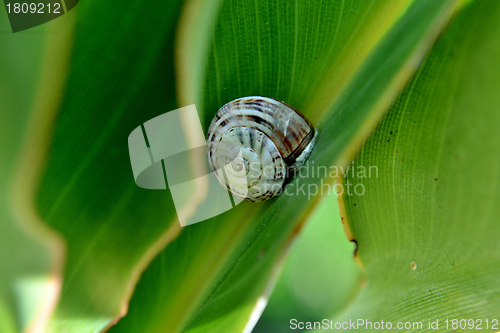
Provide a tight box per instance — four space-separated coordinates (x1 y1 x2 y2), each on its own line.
6 3 61 14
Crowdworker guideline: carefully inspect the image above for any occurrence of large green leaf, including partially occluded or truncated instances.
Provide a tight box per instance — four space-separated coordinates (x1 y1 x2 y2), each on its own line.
336 0 500 329
0 11 74 332
108 0 458 332
26 0 185 332
254 191 361 333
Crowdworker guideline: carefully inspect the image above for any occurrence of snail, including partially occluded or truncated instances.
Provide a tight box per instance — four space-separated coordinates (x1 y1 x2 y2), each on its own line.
207 96 317 202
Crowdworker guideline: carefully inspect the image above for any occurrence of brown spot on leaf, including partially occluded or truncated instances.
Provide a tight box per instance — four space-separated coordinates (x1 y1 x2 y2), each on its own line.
259 249 266 260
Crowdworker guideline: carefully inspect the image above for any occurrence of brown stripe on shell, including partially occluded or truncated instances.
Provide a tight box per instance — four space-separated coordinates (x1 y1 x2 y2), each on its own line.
207 97 313 159
284 126 316 167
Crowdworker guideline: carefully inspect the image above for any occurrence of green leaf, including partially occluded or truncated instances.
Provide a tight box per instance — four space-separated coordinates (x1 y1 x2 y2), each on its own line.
0 12 73 332
108 0 458 332
255 191 361 333
336 0 500 328
25 0 185 332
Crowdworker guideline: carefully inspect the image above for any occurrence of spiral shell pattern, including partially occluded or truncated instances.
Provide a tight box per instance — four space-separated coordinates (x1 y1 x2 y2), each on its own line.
207 96 317 202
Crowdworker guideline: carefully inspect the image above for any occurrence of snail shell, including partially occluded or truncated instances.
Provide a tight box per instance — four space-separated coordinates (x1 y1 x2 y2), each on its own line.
207 96 317 202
